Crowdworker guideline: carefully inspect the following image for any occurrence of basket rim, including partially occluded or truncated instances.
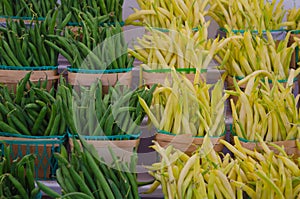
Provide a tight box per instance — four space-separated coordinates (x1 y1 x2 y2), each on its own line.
0 131 66 140
0 65 58 71
290 30 300 34
0 15 45 21
227 74 298 83
142 68 207 74
150 26 199 33
66 21 125 27
68 67 133 74
219 27 286 34
157 129 226 138
67 132 140 141
230 124 298 143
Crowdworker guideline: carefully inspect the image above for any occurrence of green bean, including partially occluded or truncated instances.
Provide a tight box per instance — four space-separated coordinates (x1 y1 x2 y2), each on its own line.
84 152 115 198
8 113 31 135
68 165 95 198
25 160 35 192
37 181 61 198
15 72 31 104
81 163 100 198
7 174 29 199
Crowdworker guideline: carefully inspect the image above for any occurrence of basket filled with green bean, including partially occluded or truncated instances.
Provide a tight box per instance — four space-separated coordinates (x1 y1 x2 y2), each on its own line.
0 133 66 180
62 78 157 161
0 75 70 179
59 0 124 26
0 145 42 198
43 135 140 199
0 11 68 91
0 0 58 19
45 11 134 90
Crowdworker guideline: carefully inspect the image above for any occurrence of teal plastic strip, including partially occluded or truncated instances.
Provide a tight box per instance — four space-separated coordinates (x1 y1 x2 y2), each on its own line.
229 124 251 142
290 30 300 34
0 15 45 21
68 67 133 74
68 132 140 140
157 129 226 138
143 68 207 74
219 27 286 34
230 122 297 143
152 26 199 33
0 65 58 70
1 139 63 144
67 21 125 27
0 131 65 140
152 27 170 33
231 75 298 83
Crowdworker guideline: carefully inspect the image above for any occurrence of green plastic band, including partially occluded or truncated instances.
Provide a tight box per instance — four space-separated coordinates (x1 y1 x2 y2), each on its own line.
68 132 140 140
152 26 199 33
229 124 252 142
157 129 226 138
0 65 58 70
68 67 133 74
67 21 125 27
0 15 46 21
230 75 298 83
290 30 300 34
143 68 207 74
219 27 286 34
230 121 297 143
0 131 65 140
1 139 63 144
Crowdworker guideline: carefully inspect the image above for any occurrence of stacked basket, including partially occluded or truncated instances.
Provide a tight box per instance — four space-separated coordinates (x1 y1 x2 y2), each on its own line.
208 0 300 159
44 0 147 163
126 0 215 86
0 0 300 198
139 1 300 198
126 0 228 154
0 3 69 180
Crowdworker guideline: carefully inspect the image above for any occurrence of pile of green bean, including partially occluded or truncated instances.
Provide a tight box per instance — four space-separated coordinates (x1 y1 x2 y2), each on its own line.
0 0 58 18
39 137 140 199
0 10 68 67
0 73 67 136
46 11 133 70
65 79 157 136
59 0 123 24
0 146 39 199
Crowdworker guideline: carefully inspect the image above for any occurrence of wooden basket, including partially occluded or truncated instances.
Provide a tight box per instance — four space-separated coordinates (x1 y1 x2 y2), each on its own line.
142 68 207 86
0 68 58 92
217 28 286 45
288 32 300 95
67 69 132 93
232 135 300 160
0 133 65 180
288 32 300 69
155 132 225 156
68 134 140 164
0 17 34 26
226 75 297 104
